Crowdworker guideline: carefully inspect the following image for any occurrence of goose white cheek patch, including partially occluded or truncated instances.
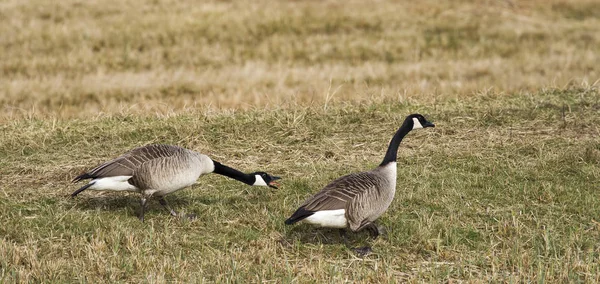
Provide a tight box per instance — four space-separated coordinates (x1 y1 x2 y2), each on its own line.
412 117 423 129
253 175 268 186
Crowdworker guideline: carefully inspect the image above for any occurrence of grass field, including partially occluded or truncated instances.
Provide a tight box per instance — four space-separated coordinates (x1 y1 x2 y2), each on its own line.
1 0 600 282
2 0 599 120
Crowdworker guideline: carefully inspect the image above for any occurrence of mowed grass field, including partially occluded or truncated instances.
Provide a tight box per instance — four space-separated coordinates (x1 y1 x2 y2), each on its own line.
1 0 600 282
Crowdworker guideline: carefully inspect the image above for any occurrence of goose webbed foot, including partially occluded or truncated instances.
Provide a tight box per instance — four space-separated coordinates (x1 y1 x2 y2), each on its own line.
339 229 349 246
182 213 197 220
353 246 373 257
158 196 178 217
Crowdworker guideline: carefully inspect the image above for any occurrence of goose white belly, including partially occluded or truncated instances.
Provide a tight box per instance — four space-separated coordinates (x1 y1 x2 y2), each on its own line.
152 180 196 196
304 209 348 228
151 170 202 196
88 176 138 192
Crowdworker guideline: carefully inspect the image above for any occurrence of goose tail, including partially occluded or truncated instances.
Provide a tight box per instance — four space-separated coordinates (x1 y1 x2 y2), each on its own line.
72 173 93 183
71 182 95 198
284 207 314 225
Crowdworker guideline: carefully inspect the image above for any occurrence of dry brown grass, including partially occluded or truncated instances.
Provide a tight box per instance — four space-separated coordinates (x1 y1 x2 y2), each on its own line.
1 0 599 120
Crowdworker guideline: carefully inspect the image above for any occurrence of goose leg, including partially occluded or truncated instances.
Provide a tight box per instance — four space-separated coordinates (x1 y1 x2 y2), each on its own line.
371 223 386 238
158 196 178 217
158 196 197 220
341 228 373 257
349 222 384 256
366 223 380 239
339 229 349 246
360 222 385 239
139 196 148 222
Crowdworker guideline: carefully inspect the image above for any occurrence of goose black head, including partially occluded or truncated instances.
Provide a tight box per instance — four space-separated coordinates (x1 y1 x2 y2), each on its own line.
406 114 435 130
252 172 282 189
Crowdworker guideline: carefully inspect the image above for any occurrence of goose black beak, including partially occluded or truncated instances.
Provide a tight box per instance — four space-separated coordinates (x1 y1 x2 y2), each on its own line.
268 176 282 189
424 121 435 128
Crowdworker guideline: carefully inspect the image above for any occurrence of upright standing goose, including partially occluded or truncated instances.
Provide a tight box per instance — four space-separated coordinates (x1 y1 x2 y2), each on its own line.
72 144 281 221
284 114 434 253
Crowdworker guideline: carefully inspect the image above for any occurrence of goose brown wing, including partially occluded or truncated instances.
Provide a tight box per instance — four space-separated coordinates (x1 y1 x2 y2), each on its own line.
301 171 381 211
73 144 182 181
285 171 382 225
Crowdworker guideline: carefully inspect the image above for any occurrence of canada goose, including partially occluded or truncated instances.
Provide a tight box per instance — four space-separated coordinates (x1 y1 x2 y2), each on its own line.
284 114 434 254
72 144 281 221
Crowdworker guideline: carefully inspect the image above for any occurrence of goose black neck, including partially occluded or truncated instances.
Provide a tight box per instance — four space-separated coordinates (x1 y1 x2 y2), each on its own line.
212 161 255 185
379 121 412 166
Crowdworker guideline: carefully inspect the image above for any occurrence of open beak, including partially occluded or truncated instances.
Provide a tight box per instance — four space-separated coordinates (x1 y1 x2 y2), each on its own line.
268 176 281 189
424 121 435 128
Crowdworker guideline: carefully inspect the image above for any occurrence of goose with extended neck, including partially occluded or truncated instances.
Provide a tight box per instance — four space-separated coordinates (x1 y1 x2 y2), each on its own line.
72 144 281 221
